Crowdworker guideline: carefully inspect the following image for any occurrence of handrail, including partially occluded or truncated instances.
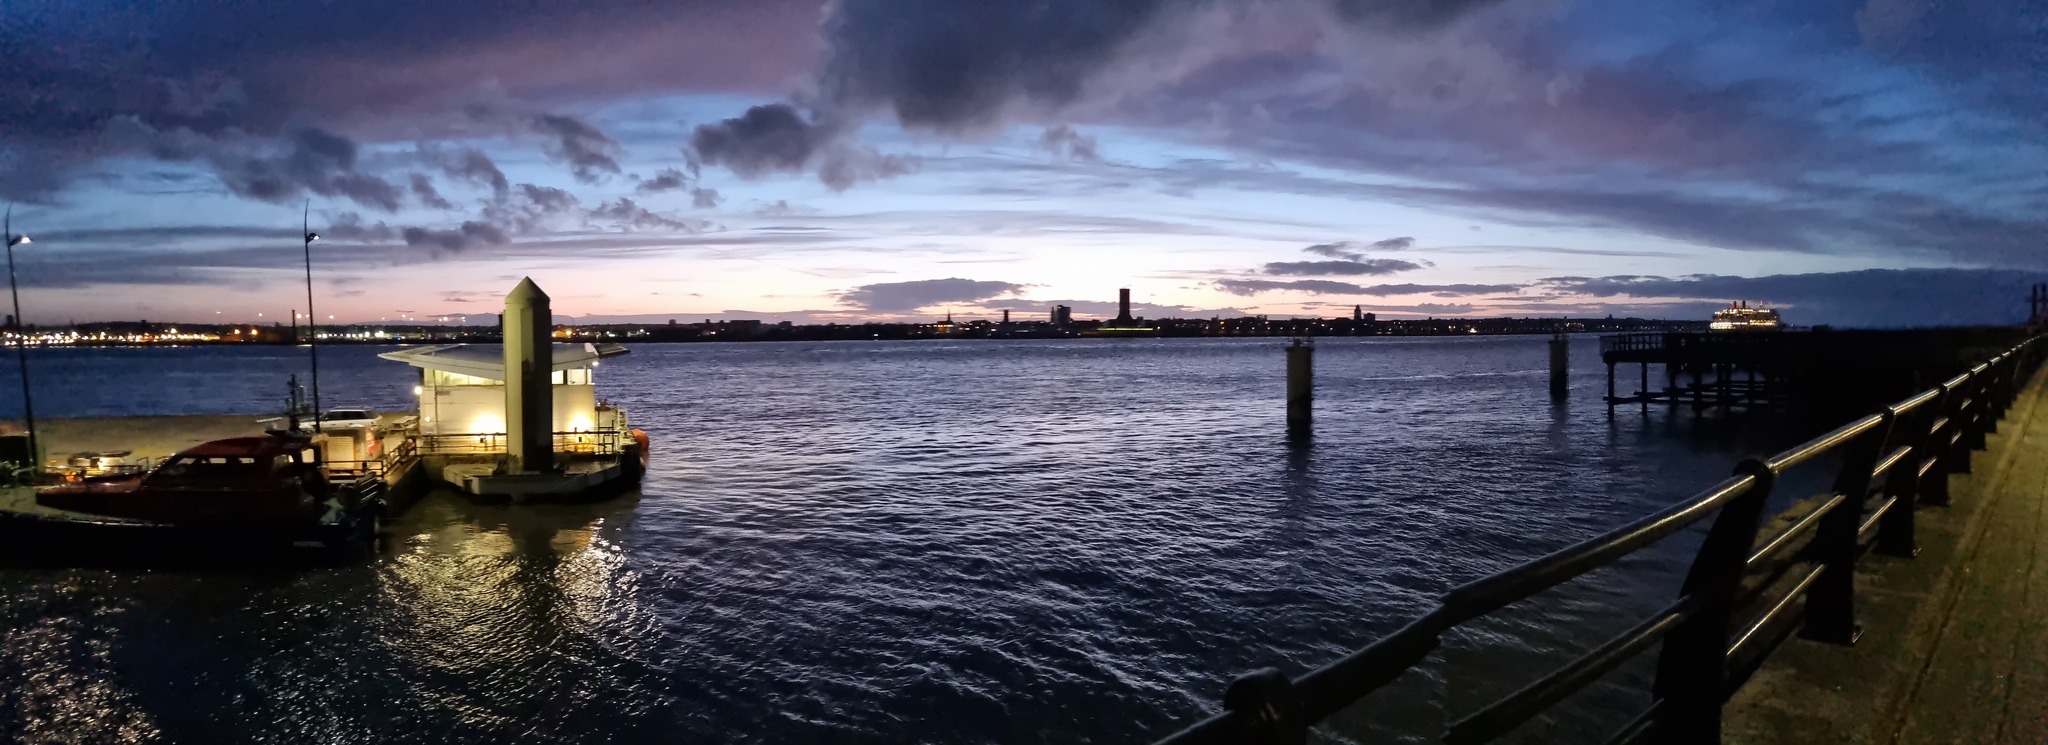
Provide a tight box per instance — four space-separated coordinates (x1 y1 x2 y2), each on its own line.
1155 334 2043 745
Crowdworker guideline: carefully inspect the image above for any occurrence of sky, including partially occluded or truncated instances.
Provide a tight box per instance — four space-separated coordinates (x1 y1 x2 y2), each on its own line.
0 0 2043 328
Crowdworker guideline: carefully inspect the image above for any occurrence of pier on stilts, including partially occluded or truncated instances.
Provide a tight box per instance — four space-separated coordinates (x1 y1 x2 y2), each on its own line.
1601 332 1790 416
1598 328 2031 421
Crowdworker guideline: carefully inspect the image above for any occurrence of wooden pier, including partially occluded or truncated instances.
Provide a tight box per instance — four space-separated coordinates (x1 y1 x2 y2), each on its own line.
1600 328 2030 421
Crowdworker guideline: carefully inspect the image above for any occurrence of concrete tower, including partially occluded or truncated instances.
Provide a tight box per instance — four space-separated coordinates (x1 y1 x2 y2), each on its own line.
503 277 553 474
1115 288 1134 324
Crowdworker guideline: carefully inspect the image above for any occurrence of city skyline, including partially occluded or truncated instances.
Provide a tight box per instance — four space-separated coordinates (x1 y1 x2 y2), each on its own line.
3 0 2044 328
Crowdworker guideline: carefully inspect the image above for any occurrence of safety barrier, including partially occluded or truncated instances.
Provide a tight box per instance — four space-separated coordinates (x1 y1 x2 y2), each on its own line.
1157 336 2042 744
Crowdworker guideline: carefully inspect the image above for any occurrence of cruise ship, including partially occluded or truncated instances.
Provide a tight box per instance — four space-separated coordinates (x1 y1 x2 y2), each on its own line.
1709 300 1783 332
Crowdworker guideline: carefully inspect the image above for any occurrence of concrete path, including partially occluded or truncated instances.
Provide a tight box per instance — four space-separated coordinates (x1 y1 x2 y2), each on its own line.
1726 367 2048 744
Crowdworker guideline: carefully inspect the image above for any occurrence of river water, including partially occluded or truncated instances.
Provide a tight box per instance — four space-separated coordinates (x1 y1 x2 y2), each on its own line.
0 337 1802 743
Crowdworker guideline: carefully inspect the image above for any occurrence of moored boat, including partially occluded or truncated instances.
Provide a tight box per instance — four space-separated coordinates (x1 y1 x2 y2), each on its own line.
1 433 381 565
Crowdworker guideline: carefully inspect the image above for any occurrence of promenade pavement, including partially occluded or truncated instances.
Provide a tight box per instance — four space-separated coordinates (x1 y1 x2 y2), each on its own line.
1725 367 2048 744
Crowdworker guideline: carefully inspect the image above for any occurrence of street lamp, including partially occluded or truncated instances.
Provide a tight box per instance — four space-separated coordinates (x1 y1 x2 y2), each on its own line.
302 202 323 431
4 206 37 475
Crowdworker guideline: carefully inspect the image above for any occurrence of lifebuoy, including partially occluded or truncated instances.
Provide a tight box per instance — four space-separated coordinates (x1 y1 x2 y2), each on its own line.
631 428 650 471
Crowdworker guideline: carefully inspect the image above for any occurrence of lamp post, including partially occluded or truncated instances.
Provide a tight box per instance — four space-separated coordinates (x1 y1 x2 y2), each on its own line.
302 202 322 431
4 206 37 473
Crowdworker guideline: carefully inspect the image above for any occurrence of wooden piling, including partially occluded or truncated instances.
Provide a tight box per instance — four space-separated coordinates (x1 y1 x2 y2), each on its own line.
1287 338 1312 438
1549 333 1569 401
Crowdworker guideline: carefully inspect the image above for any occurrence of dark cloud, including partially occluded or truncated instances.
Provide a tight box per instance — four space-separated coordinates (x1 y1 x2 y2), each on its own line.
1214 279 1370 296
1299 237 1413 262
587 198 707 233
690 104 833 178
1037 125 1101 162
325 213 397 242
1303 242 1365 260
477 183 583 234
104 121 406 211
1215 279 1519 297
1352 283 1521 297
529 114 622 183
636 168 691 194
402 222 510 253
1329 0 1509 29
837 277 1026 311
756 200 817 217
1262 259 1422 276
1536 268 2048 327
434 148 511 201
688 103 917 190
410 174 454 209
691 188 723 208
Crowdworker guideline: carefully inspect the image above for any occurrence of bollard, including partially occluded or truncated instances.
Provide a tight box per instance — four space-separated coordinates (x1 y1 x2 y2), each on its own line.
1287 338 1313 438
1549 332 1569 401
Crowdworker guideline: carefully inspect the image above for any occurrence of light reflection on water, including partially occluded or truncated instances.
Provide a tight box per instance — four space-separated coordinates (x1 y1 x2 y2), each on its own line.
0 337 1804 743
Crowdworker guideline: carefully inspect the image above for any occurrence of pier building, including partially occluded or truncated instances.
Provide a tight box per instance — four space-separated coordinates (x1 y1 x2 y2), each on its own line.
377 278 643 501
378 342 628 443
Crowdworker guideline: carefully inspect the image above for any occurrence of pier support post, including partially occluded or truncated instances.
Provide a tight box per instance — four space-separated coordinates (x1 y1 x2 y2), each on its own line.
1548 333 1569 401
1286 338 1312 439
1605 362 1616 418
504 278 554 474
1640 362 1650 413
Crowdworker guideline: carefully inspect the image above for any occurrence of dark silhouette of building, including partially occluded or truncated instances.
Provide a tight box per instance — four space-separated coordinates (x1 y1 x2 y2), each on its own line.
1114 288 1135 324
1051 305 1072 327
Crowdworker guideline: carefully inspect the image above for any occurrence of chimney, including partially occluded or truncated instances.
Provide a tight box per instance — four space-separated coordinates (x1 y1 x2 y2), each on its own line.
1118 288 1133 322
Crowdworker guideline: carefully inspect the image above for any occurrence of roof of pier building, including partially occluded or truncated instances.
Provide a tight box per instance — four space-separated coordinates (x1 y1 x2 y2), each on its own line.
377 342 628 381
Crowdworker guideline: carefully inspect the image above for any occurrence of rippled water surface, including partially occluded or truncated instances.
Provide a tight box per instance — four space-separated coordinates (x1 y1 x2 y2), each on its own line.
0 337 1802 743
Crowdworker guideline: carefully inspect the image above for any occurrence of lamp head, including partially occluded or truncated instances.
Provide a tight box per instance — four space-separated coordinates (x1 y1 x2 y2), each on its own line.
305 232 320 242
6 235 27 247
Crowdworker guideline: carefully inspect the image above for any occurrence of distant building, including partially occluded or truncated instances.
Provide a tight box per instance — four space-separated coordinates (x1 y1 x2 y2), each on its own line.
1353 305 1363 321
1364 312 1377 323
1114 288 1135 324
1051 305 1072 327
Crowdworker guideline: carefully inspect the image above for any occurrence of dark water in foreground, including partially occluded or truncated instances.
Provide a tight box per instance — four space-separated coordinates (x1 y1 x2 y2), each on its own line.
0 337 1801 743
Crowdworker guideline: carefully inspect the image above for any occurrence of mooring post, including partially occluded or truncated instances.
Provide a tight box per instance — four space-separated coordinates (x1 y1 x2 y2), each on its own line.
1549 332 1569 401
1286 337 1313 438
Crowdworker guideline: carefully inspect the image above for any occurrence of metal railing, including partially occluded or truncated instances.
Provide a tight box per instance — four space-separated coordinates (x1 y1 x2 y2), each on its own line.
1601 333 1665 354
416 428 630 456
1157 336 2042 745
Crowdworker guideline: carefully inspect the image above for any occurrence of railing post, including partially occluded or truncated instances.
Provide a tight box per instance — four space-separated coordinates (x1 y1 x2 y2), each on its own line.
1957 368 1990 450
1877 404 1925 557
1920 383 1954 507
1651 459 1775 743
1223 668 1307 745
1803 415 1890 644
1939 377 1973 476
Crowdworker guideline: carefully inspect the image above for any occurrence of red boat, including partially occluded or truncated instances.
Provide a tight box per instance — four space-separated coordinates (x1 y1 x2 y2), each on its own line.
38 435 363 528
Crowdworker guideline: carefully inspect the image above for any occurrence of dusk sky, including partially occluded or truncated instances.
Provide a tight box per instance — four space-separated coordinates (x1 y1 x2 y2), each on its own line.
1 0 2042 327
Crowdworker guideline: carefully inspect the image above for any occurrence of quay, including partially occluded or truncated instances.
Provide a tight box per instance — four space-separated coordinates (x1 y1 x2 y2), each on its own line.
1158 333 2045 744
